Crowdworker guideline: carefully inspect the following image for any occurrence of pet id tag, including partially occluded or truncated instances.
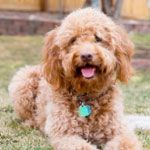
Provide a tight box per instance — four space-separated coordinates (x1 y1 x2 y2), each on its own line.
79 103 92 117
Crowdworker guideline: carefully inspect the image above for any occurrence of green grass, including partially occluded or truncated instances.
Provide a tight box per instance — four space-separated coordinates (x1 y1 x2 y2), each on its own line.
130 33 150 49
122 71 150 115
0 36 52 150
136 130 150 150
130 33 150 58
0 36 42 98
0 35 149 149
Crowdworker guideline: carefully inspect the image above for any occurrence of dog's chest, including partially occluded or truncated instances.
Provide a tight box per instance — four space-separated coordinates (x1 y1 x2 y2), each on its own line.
69 101 117 144
52 89 119 144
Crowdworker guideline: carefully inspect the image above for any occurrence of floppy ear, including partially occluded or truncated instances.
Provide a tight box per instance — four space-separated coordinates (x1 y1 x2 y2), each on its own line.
112 26 134 83
42 29 64 90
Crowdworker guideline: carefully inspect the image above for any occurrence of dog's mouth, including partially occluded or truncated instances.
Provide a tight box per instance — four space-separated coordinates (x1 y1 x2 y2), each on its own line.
76 64 97 79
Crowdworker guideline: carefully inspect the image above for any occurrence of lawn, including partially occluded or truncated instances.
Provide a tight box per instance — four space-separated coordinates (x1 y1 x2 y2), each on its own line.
131 32 150 49
0 35 150 150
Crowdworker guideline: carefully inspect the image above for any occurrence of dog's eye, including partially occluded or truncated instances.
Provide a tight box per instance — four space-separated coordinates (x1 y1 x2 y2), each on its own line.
95 35 102 42
70 37 76 44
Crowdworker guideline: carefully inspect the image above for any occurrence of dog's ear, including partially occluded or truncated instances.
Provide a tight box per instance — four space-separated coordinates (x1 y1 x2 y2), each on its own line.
112 26 134 83
42 29 64 90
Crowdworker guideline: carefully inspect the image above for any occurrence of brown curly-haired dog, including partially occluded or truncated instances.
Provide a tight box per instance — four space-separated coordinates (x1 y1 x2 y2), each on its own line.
9 8 142 150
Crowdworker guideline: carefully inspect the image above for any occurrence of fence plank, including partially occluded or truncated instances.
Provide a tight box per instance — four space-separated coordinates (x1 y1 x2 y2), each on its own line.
46 0 85 13
0 0 41 11
122 0 150 20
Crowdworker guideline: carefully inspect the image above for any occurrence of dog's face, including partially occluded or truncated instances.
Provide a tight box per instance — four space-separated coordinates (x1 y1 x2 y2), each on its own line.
43 8 134 93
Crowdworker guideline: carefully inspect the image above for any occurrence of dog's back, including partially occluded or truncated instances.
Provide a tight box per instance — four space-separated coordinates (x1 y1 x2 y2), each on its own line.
8 65 41 127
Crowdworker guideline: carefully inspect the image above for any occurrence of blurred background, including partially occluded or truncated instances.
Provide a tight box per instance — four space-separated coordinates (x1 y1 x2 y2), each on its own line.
0 0 150 34
0 0 150 150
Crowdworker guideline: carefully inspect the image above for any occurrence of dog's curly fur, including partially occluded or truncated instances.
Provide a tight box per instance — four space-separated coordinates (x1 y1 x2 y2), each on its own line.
9 8 142 150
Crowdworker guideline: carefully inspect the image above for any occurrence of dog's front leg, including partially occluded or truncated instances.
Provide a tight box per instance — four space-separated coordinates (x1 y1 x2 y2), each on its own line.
103 133 142 150
44 112 98 150
48 135 98 150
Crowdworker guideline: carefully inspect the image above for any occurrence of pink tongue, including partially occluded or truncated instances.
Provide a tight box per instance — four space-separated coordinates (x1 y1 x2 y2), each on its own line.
81 67 96 78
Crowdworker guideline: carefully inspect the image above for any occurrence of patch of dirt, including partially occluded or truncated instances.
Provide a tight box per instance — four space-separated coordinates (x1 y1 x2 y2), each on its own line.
133 46 150 70
132 58 150 70
134 47 150 59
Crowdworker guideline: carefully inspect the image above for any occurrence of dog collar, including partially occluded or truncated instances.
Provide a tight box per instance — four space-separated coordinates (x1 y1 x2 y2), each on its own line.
77 93 101 117
76 87 111 118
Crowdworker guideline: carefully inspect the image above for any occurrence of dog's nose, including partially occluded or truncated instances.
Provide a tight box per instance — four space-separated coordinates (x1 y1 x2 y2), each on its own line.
81 53 93 62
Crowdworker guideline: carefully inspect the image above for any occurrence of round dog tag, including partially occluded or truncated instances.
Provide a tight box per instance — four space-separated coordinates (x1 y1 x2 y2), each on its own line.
79 104 91 117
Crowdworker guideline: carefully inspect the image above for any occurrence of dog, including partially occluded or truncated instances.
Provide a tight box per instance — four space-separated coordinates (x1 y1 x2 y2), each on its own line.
9 8 142 150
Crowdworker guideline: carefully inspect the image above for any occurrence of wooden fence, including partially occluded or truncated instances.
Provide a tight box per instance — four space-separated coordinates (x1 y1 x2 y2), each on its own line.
0 0 41 11
122 0 150 20
46 0 85 12
0 0 149 20
0 0 85 12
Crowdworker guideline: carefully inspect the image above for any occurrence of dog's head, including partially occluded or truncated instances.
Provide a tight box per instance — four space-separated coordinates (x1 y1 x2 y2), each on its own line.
43 8 134 93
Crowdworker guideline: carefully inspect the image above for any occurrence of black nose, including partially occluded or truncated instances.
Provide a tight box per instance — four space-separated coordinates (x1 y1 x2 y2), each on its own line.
81 54 93 62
